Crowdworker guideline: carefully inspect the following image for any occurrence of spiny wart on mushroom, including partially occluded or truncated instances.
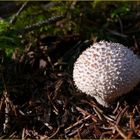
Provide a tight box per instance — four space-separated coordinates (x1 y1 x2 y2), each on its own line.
73 41 140 107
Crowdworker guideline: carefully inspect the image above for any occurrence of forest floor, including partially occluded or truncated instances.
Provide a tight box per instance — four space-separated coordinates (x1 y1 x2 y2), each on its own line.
0 34 140 139
0 1 140 139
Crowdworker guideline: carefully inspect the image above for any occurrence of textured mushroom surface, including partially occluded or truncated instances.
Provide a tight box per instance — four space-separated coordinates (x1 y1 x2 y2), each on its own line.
73 41 140 107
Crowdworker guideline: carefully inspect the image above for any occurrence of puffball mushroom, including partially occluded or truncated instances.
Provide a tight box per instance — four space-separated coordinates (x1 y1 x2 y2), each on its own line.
73 41 140 107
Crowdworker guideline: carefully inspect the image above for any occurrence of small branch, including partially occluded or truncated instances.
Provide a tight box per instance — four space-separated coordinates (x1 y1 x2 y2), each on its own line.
107 29 127 38
10 1 28 25
115 125 127 139
17 15 65 34
116 105 129 125
76 106 97 122
3 91 10 133
65 115 91 134
48 127 60 139
118 16 123 33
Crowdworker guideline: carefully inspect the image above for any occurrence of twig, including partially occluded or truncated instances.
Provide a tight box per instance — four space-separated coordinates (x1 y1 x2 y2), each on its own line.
114 125 127 139
48 127 60 139
135 105 140 115
3 91 10 133
67 124 84 137
9 131 17 138
17 15 65 34
65 115 91 134
102 114 115 123
92 106 103 121
113 101 120 114
22 128 25 140
76 106 97 122
118 16 123 33
116 105 129 125
127 130 134 139
83 100 108 122
10 1 28 24
100 130 113 139
129 113 135 129
107 29 127 38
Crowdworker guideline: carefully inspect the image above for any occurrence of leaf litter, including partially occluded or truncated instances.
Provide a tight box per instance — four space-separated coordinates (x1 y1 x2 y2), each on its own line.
0 35 140 139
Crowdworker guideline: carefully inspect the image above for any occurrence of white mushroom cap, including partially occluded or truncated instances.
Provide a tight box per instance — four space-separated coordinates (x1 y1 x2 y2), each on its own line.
73 41 140 107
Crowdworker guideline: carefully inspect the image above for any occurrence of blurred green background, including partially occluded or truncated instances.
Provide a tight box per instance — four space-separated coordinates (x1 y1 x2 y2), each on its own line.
0 1 140 57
